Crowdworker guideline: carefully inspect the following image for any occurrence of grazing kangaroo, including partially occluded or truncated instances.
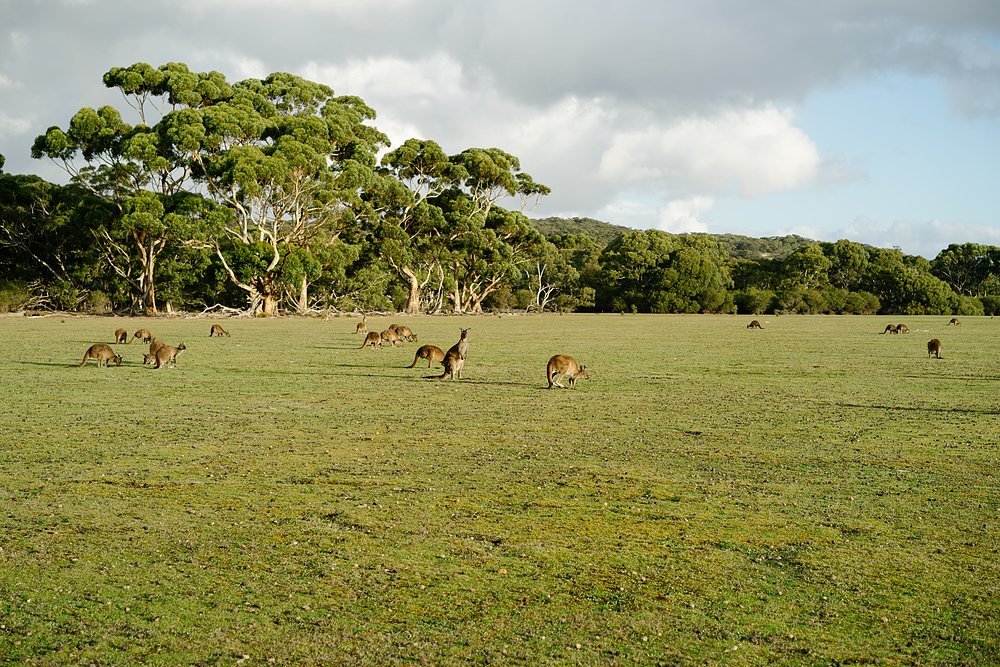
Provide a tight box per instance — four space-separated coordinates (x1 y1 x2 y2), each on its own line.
79 343 123 368
948 318 961 325
547 354 589 389
354 316 368 335
359 331 382 349
897 324 909 333
433 328 470 380
132 328 153 343
114 328 129 344
153 342 186 369
882 324 898 334
380 328 403 347
927 339 942 359
143 339 166 364
747 320 763 329
209 324 230 337
396 325 416 342
407 344 445 368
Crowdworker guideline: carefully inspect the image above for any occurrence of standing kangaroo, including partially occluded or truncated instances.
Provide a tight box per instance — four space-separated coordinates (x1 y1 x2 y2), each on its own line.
114 328 129 344
547 354 589 389
434 328 470 380
79 344 123 368
209 324 230 337
407 344 445 368
359 331 382 349
132 329 153 343
153 342 186 369
927 339 942 359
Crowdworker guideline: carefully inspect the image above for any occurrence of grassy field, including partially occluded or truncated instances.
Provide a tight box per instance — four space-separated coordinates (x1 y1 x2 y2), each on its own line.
0 312 998 666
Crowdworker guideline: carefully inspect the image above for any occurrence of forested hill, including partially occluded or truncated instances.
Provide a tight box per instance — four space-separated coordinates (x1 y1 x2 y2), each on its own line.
530 217 816 260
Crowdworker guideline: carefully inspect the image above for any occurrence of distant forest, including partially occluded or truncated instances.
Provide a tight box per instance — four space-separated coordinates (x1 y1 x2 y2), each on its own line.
2 62 999 317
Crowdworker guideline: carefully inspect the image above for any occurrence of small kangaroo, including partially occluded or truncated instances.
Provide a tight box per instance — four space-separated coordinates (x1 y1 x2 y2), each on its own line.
132 328 152 343
359 331 382 349
209 324 230 337
927 339 942 359
897 324 909 333
79 343 123 368
153 342 186 369
948 318 961 325
354 316 368 335
143 339 166 365
433 328 470 380
747 320 763 329
547 354 589 389
407 344 445 368
882 324 898 334
380 328 403 347
114 328 129 344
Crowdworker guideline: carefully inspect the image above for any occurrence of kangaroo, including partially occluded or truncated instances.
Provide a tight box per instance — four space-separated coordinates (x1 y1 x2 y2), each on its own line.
380 328 403 347
396 325 416 342
354 316 368 335
153 342 186 369
927 339 942 359
948 318 961 325
433 328 470 380
407 344 445 368
897 324 909 333
882 324 898 334
114 328 129 344
547 354 589 389
747 320 763 329
79 343 123 368
132 328 152 343
209 324 230 337
359 331 382 349
143 339 166 365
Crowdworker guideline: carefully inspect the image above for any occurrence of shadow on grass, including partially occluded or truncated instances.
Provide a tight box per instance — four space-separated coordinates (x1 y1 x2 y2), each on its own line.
836 401 998 415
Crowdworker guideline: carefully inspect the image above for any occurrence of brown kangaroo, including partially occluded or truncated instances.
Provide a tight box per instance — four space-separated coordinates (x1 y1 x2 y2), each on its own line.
948 318 961 325
927 339 942 359
380 328 403 347
882 324 898 334
547 354 589 389
747 320 763 329
209 324 230 337
132 328 152 343
153 342 186 369
434 328 470 380
407 344 445 368
79 344 123 368
354 316 368 335
396 325 416 342
143 339 166 364
114 328 129 344
359 331 382 349
896 324 909 333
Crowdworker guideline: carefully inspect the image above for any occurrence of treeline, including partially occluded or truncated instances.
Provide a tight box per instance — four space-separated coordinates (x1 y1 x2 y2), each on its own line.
1 63 998 317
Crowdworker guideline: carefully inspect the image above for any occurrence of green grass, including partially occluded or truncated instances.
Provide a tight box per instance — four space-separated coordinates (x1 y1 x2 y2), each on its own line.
1 313 998 666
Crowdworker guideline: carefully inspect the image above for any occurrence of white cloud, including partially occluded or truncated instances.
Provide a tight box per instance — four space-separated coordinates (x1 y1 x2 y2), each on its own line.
598 106 822 198
0 111 32 138
657 196 715 233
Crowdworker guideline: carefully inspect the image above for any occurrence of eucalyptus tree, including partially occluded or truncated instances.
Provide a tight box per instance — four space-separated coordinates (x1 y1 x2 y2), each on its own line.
33 62 388 316
31 62 231 313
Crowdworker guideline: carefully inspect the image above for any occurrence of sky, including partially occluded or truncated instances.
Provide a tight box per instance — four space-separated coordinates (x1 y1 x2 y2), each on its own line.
1 0 999 259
